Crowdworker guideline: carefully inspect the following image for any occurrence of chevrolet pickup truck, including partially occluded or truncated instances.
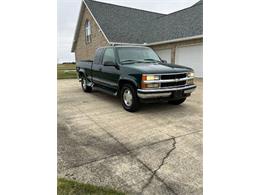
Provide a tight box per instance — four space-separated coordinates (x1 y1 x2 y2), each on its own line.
76 46 196 112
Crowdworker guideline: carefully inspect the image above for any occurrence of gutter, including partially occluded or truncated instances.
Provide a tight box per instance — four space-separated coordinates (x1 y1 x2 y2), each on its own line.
146 35 203 46
109 35 203 47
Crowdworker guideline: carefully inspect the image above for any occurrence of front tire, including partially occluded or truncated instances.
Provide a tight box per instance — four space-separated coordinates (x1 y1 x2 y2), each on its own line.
168 98 186 105
121 84 140 112
81 76 92 93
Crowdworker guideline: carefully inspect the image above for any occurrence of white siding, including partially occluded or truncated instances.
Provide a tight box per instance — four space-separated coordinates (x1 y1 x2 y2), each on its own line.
175 44 203 77
156 49 172 63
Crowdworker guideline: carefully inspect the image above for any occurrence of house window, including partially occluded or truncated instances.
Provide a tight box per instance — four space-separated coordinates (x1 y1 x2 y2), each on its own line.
85 20 91 43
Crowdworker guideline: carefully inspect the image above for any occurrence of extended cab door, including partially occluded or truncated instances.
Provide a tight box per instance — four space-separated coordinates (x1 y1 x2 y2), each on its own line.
91 48 104 85
99 48 120 91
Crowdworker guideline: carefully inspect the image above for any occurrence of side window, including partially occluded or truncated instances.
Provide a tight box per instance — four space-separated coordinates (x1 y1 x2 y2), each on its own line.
85 20 91 44
93 48 103 64
102 48 115 64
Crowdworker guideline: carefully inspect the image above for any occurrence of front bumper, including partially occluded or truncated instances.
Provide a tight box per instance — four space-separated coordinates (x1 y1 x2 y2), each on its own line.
137 84 196 99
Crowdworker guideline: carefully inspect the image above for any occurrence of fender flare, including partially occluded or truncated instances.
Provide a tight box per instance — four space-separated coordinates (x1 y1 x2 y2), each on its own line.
77 68 86 78
118 77 138 89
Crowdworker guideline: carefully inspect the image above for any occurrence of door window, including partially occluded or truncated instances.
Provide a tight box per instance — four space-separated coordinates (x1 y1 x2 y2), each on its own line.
102 48 115 64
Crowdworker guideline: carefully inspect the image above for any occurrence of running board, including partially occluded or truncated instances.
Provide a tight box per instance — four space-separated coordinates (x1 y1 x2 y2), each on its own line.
93 86 117 96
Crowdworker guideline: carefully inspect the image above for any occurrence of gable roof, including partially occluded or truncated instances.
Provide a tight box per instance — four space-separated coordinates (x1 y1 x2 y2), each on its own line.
144 1 203 44
194 0 203 6
71 0 203 52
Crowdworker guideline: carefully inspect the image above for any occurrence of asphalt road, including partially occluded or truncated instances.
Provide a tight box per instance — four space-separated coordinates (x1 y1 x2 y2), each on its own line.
58 79 203 195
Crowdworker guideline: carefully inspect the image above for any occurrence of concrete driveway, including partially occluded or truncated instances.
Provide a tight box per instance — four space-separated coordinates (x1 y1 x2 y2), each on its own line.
58 79 203 195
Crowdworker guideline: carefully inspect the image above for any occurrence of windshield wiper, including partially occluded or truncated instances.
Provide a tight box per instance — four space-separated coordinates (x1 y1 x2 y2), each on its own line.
120 59 145 64
143 59 161 63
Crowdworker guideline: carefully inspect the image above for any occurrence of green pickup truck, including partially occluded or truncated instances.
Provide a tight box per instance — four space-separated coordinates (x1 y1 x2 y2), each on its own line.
76 46 196 112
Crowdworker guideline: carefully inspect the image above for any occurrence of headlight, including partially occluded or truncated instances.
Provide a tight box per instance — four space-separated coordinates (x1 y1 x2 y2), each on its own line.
142 74 160 81
141 74 160 88
187 72 194 85
187 72 194 78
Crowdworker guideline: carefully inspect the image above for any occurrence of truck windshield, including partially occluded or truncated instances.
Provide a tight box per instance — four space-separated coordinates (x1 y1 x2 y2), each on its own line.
117 47 161 64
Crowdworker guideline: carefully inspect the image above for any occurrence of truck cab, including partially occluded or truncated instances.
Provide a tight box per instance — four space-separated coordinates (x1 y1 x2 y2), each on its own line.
76 46 196 112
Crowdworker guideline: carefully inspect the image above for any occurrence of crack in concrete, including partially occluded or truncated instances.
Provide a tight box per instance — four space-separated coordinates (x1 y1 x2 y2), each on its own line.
75 106 130 153
59 128 202 171
60 106 201 194
59 134 174 171
135 156 177 195
67 107 178 194
174 130 202 139
140 137 177 195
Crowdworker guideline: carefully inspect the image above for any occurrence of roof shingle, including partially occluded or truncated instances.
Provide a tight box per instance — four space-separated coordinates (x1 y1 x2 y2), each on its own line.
72 0 202 51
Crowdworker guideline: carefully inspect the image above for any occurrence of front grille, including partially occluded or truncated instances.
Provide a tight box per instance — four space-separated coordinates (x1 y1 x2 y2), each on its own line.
161 73 186 80
161 81 186 88
159 73 187 88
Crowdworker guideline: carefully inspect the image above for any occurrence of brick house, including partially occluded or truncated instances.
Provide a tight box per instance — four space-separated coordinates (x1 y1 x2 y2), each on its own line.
71 0 203 77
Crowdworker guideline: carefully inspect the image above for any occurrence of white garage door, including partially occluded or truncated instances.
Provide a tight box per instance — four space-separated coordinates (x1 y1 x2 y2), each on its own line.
175 44 203 77
156 49 172 63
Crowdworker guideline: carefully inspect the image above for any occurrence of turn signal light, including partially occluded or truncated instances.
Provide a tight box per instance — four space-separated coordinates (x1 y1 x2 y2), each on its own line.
141 83 160 89
186 79 194 85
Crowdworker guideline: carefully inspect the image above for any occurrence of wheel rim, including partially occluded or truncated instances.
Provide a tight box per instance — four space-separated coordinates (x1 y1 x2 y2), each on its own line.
123 89 133 107
82 78 87 89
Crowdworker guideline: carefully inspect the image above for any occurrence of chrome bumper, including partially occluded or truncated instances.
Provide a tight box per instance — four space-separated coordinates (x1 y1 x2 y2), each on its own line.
137 85 196 99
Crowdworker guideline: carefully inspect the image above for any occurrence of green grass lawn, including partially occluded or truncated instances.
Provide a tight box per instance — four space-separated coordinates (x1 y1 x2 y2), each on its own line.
57 63 76 70
58 178 125 195
57 63 77 79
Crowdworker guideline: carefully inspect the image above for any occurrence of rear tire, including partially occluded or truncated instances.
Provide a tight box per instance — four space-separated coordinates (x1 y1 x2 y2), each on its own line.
81 76 92 93
120 84 140 112
168 98 186 105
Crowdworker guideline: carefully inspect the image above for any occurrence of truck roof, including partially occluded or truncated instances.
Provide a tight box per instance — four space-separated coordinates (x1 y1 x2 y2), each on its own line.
99 45 149 49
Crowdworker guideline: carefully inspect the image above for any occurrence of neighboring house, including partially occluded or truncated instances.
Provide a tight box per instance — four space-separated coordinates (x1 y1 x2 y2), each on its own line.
71 0 203 77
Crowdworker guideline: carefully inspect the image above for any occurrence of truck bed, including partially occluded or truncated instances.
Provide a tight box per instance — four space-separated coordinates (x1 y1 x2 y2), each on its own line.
76 60 93 68
76 60 93 80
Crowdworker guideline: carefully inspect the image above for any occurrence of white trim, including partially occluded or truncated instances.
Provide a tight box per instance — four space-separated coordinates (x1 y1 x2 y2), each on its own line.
146 35 203 46
71 1 84 52
175 42 203 49
83 0 109 43
109 35 203 47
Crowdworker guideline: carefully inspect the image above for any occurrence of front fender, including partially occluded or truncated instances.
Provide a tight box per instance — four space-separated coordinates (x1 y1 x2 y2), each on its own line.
119 76 139 88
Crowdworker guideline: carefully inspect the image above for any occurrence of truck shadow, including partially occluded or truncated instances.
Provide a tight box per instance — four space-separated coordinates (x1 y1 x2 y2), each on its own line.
86 90 195 114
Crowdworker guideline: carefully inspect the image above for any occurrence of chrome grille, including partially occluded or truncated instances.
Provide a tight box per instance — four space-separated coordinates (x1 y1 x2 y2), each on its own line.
161 81 186 88
142 72 193 89
161 73 187 80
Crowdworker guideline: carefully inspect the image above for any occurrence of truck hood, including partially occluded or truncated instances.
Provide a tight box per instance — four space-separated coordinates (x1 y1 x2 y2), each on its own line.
122 63 193 74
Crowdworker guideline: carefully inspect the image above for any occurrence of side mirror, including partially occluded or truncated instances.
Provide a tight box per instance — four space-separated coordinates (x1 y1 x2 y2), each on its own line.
161 60 167 64
103 61 115 66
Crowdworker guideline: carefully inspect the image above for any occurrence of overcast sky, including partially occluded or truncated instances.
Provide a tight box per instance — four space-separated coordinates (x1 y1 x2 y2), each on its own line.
57 0 199 63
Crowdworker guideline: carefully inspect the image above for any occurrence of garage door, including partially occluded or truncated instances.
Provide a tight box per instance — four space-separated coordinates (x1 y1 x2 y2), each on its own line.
175 44 203 77
155 49 172 63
